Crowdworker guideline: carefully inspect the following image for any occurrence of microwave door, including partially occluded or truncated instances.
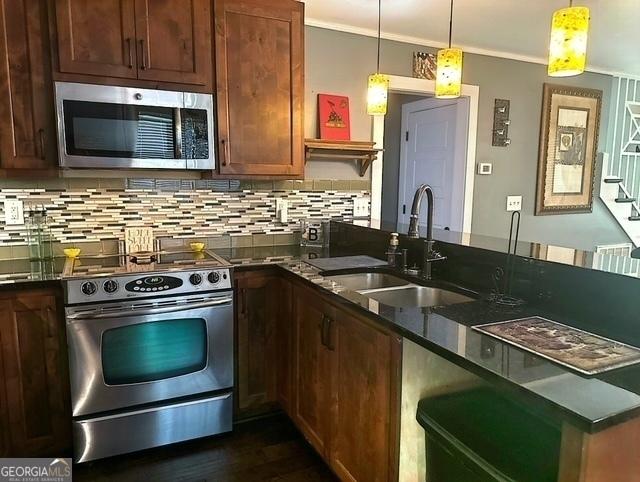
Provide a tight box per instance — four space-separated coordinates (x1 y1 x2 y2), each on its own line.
55 83 188 170
60 100 186 170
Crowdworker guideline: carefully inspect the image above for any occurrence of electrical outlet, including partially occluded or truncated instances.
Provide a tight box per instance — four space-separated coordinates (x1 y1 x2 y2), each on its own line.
275 199 288 223
4 200 24 225
506 195 522 212
353 197 369 218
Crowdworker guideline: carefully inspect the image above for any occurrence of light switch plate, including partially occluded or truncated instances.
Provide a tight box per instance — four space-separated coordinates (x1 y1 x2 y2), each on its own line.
506 195 522 212
477 163 493 175
4 200 24 225
353 197 369 218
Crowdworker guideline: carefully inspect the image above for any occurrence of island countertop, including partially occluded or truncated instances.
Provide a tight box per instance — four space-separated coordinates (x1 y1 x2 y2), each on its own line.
211 242 640 434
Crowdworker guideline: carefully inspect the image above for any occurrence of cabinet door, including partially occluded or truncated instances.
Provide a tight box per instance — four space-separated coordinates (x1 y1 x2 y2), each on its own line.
0 291 71 456
293 285 333 456
235 270 280 419
214 0 304 177
54 0 137 78
134 0 211 86
0 0 56 170
329 310 401 482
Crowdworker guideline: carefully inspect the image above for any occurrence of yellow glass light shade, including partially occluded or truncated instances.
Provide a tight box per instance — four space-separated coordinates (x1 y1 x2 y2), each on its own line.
548 6 589 77
435 48 463 99
367 73 390 115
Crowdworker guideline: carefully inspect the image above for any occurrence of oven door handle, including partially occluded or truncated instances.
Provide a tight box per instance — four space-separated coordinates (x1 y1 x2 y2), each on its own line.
67 296 233 322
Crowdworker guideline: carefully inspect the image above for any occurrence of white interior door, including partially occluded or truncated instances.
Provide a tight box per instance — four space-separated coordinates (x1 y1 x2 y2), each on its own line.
397 97 469 232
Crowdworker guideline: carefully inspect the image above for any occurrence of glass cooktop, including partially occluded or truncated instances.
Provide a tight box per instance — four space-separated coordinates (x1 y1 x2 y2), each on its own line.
63 250 229 278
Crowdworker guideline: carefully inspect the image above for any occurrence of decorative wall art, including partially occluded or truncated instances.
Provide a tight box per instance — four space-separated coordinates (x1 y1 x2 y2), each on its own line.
317 94 351 140
412 52 437 80
535 83 602 215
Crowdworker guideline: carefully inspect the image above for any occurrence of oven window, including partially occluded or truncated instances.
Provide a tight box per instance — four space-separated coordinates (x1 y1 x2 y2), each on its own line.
63 100 176 159
102 318 207 385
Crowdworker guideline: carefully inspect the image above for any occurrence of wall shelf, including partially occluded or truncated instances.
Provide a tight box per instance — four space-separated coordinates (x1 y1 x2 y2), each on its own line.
304 139 382 177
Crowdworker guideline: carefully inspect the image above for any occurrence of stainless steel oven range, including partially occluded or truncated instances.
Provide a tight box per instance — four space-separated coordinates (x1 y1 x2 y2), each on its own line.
62 250 233 463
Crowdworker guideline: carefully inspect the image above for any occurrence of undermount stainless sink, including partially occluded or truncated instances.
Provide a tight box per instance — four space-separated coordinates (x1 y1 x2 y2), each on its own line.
364 286 474 308
324 272 410 291
323 270 475 308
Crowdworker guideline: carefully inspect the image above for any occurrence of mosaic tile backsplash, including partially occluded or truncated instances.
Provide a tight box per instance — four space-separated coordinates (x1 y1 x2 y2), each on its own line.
0 179 370 253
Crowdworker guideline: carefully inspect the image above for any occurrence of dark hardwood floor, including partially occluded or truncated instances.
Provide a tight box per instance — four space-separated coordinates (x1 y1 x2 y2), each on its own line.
73 415 338 482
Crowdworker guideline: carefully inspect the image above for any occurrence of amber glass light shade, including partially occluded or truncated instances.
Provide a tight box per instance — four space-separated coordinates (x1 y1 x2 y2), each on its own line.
367 73 390 115
548 6 589 77
435 48 463 99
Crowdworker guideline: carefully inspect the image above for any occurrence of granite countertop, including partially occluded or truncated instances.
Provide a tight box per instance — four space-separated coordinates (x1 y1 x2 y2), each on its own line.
5 244 640 432
213 246 640 434
0 257 66 288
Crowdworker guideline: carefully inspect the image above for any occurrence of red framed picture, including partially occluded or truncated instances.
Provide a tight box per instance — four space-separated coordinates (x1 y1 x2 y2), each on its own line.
318 94 351 140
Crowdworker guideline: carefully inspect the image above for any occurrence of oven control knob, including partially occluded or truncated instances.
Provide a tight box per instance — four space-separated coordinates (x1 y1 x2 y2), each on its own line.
81 281 97 296
189 273 202 285
103 279 119 294
134 93 143 100
208 271 220 284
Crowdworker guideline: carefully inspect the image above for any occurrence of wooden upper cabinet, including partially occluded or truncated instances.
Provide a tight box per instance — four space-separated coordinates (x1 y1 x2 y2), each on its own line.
134 0 211 86
52 0 212 88
0 0 57 170
54 0 138 79
215 0 304 178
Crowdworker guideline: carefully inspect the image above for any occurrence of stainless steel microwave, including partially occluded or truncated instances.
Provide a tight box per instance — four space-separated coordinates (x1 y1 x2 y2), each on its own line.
54 82 215 170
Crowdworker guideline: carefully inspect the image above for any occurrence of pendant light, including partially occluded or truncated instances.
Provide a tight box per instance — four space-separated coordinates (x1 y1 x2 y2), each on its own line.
435 0 463 99
548 0 590 77
367 0 389 115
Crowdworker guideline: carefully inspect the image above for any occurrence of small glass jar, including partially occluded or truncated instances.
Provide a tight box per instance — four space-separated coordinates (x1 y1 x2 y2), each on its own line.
26 206 53 260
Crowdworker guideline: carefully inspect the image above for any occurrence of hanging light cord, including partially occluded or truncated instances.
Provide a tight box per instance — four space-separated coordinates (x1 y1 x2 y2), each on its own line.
376 0 382 72
448 0 454 48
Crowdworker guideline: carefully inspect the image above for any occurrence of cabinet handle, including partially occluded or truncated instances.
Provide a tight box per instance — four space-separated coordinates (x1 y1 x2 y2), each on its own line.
319 315 327 347
240 288 247 315
139 39 147 69
38 129 45 160
45 306 54 338
220 139 228 166
126 38 134 68
325 316 335 351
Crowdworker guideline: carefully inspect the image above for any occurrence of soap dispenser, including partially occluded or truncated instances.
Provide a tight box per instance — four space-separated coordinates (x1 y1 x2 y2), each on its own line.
386 232 400 266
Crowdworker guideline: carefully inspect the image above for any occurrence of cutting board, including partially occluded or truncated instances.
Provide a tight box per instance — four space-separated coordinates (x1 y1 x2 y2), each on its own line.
304 255 387 271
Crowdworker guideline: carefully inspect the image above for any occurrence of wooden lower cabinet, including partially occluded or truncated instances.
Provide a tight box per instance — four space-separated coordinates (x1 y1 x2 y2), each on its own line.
329 307 401 482
292 282 401 482
234 270 401 481
235 269 292 420
0 288 71 457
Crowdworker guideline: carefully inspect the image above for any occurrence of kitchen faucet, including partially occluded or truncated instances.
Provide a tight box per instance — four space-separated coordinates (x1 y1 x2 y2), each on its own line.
407 184 446 279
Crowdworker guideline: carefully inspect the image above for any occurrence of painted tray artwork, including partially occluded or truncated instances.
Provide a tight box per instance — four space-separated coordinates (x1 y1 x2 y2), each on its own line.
473 317 640 375
318 94 351 140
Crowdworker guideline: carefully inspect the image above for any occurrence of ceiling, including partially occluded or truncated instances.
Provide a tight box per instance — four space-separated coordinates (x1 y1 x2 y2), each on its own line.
303 0 640 77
